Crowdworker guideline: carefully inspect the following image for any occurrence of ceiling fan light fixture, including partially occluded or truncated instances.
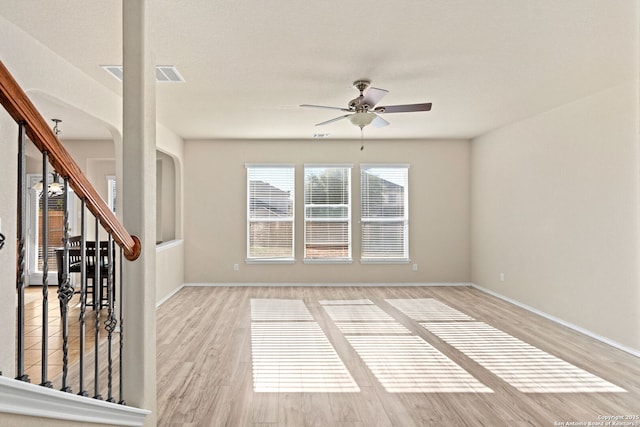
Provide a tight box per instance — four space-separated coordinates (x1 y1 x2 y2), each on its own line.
349 112 377 128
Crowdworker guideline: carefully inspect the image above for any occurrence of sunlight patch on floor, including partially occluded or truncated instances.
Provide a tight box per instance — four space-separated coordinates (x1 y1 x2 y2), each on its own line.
422 322 626 393
251 299 359 393
385 298 475 321
321 299 491 393
334 322 412 334
346 335 493 393
322 304 396 322
319 299 374 305
251 298 314 321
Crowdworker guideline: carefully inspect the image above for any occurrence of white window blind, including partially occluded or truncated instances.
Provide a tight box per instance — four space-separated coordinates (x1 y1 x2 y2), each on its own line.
304 165 352 262
361 165 409 262
247 165 295 261
107 175 116 213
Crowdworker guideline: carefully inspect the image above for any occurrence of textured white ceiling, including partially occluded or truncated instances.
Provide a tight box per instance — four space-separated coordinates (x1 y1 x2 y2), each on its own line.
0 0 637 140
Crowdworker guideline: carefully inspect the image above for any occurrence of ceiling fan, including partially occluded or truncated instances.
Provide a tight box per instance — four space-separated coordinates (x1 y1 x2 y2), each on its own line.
300 80 432 129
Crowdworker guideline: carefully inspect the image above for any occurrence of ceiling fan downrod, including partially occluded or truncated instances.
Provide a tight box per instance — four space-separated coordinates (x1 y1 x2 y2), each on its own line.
350 80 371 111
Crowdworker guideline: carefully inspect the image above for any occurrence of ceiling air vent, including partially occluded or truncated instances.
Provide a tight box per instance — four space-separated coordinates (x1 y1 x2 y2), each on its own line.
101 65 185 83
102 65 124 81
155 66 185 83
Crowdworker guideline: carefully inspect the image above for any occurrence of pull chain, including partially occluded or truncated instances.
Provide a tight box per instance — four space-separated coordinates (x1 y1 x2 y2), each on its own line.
360 126 365 151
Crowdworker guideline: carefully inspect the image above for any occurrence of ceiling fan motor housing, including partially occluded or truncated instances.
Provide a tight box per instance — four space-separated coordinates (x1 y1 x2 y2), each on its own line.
349 96 363 110
350 80 371 111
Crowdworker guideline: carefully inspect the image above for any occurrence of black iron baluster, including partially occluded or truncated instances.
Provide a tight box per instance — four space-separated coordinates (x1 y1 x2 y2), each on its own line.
118 247 125 405
58 177 74 393
105 234 116 402
15 122 29 383
40 152 52 388
93 218 102 400
78 201 88 397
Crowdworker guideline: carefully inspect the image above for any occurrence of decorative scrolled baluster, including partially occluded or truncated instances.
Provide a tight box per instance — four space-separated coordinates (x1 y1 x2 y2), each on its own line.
77 202 88 397
105 234 117 402
93 218 102 400
15 121 29 383
57 176 74 393
40 152 52 389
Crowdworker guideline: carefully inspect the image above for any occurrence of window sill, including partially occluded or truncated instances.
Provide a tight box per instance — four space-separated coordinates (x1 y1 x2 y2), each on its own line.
360 258 410 264
245 258 296 265
303 259 353 264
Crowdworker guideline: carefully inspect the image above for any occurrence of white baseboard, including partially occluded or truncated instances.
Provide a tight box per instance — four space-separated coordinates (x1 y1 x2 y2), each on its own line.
0 376 150 425
184 282 473 287
156 284 185 308
471 283 640 358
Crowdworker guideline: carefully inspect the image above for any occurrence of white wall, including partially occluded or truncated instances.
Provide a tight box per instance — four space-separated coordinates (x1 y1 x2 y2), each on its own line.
471 82 640 351
184 138 471 284
155 124 185 303
0 109 19 378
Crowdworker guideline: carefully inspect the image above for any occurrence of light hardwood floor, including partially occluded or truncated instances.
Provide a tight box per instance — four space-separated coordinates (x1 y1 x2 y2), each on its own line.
23 286 102 383
156 286 640 426
22 286 117 399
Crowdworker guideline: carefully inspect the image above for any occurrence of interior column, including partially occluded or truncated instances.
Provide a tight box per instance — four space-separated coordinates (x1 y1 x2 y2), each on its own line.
122 0 157 423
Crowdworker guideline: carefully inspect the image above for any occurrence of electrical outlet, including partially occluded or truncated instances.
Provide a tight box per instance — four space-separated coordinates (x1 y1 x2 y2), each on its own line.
412 263 418 271
233 263 239 271
499 272 505 282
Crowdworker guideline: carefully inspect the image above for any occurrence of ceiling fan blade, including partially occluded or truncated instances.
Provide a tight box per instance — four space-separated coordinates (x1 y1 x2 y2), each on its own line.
315 114 351 126
301 104 351 112
371 115 390 128
374 102 432 114
361 87 388 108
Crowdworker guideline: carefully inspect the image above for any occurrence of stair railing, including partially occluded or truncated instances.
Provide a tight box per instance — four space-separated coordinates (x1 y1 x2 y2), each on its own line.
0 59 140 404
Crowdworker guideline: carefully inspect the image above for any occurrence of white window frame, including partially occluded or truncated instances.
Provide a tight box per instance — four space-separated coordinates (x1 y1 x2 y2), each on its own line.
246 164 295 263
303 164 352 263
360 164 410 263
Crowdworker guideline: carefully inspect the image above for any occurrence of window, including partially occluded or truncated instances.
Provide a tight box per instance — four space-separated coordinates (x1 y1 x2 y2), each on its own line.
361 165 409 262
246 165 295 261
304 165 351 262
26 174 77 284
107 175 116 213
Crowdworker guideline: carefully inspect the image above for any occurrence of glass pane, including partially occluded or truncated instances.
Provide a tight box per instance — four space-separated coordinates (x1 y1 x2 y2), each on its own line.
305 205 349 218
304 168 349 205
37 194 65 272
248 167 295 219
361 222 407 259
361 169 406 219
305 222 349 259
249 221 293 258
249 184 294 218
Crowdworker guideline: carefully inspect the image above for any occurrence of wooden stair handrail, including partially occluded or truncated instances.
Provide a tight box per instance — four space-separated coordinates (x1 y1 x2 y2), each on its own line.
0 60 141 261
